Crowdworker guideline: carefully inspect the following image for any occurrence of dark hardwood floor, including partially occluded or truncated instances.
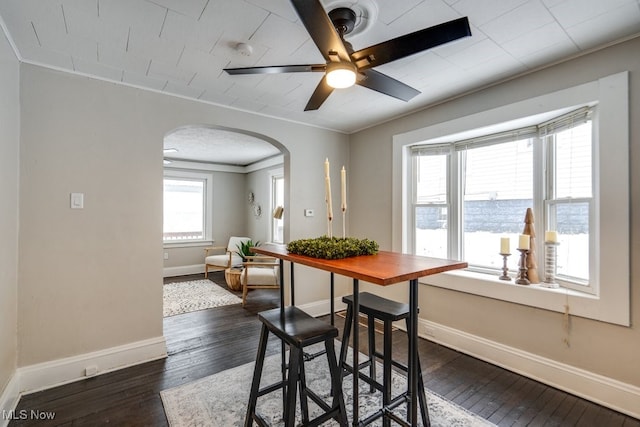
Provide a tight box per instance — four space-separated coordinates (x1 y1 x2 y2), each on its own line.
9 272 639 426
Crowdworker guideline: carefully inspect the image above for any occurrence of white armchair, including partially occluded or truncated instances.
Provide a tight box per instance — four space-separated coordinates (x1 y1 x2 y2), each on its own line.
204 236 250 278
241 255 280 307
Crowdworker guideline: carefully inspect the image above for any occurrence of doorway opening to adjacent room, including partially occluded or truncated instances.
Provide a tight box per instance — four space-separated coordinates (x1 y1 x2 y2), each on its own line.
161 125 289 316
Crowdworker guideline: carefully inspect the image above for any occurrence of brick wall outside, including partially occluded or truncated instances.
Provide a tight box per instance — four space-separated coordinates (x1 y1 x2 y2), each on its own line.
417 199 589 234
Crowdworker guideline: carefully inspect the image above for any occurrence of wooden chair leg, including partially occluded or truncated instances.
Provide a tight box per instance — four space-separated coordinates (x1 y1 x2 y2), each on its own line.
242 282 248 307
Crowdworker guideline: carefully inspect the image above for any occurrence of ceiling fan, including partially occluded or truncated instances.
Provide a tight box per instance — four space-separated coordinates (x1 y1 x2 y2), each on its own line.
224 0 471 111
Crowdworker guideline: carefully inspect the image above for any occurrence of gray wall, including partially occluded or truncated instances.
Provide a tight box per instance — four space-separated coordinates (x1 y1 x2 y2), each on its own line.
0 27 19 400
349 36 640 388
16 62 348 367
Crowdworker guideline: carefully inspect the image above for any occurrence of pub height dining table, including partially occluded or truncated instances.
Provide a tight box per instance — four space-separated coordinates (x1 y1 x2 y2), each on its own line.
253 243 468 426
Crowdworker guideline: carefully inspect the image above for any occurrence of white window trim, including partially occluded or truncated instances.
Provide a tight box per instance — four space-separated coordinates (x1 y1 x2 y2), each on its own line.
392 72 629 326
268 168 284 244
163 168 214 247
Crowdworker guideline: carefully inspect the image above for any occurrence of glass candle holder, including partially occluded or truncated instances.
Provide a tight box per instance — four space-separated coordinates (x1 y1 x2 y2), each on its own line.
541 241 560 288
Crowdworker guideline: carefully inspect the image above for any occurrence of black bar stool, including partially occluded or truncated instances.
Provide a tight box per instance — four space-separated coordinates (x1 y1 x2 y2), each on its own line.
245 306 348 427
339 292 430 426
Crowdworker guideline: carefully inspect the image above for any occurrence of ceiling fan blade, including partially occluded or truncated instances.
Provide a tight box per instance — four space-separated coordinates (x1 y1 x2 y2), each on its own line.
351 17 471 70
357 69 420 102
290 0 351 62
224 64 326 75
304 76 334 111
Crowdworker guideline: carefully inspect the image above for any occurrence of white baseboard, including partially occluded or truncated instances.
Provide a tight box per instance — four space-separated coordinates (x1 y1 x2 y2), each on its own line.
304 298 639 419
297 298 346 318
163 264 204 278
17 336 167 396
418 319 640 420
0 373 20 427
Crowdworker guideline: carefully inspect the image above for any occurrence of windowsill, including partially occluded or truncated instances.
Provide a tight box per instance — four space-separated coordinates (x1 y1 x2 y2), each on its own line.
421 269 623 325
163 240 214 249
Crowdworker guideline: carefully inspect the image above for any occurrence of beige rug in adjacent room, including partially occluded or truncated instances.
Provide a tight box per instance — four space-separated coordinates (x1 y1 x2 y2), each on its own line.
163 279 241 317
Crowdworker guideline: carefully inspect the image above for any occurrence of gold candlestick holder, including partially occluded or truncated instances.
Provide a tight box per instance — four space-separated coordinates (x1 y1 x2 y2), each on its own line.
499 253 511 281
515 249 530 285
541 241 560 288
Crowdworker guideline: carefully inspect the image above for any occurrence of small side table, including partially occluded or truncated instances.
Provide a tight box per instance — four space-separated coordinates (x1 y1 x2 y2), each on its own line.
224 268 243 291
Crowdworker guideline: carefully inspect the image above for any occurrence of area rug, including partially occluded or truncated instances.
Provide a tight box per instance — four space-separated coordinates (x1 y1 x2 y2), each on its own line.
161 343 495 426
163 280 242 317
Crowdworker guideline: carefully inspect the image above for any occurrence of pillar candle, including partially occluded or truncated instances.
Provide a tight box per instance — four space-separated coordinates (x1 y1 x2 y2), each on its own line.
545 231 558 243
500 237 510 254
341 166 347 211
518 234 530 250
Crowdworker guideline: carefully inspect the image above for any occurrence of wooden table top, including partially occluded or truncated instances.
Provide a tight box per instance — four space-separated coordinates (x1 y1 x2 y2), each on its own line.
254 244 468 286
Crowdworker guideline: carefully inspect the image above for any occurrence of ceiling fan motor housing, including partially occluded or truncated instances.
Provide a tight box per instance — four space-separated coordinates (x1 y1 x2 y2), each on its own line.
329 7 357 35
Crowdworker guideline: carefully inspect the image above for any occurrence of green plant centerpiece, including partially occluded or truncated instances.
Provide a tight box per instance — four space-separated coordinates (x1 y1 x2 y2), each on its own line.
286 236 379 260
236 239 260 262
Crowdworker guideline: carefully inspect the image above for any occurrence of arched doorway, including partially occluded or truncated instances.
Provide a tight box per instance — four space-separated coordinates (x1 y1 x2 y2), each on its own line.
161 124 289 315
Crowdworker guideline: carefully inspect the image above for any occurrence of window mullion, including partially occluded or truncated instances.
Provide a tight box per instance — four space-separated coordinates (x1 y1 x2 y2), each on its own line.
449 150 461 260
410 155 418 255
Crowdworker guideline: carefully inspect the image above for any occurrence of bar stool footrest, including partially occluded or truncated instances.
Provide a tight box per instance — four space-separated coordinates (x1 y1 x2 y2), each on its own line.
359 392 411 426
303 349 327 362
257 380 286 398
252 412 270 427
341 363 383 393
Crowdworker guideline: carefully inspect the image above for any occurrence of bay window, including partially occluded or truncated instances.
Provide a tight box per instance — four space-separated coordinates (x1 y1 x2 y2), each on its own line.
395 72 629 326
411 108 594 291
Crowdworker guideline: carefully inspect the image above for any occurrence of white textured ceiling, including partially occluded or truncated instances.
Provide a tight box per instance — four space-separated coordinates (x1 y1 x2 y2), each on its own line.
1 0 639 163
164 126 281 165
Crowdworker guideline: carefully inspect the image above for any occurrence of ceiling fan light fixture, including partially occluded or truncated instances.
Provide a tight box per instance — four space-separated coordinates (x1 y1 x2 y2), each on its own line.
326 62 357 89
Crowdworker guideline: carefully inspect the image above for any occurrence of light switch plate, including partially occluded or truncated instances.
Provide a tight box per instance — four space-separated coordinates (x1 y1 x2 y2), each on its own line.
304 209 314 217
70 193 84 209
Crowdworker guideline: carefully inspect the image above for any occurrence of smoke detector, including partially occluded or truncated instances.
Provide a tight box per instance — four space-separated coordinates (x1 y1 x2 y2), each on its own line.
235 42 253 57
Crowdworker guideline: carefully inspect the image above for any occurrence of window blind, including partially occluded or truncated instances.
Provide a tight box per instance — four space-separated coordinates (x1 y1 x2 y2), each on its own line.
538 106 592 137
411 106 593 153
